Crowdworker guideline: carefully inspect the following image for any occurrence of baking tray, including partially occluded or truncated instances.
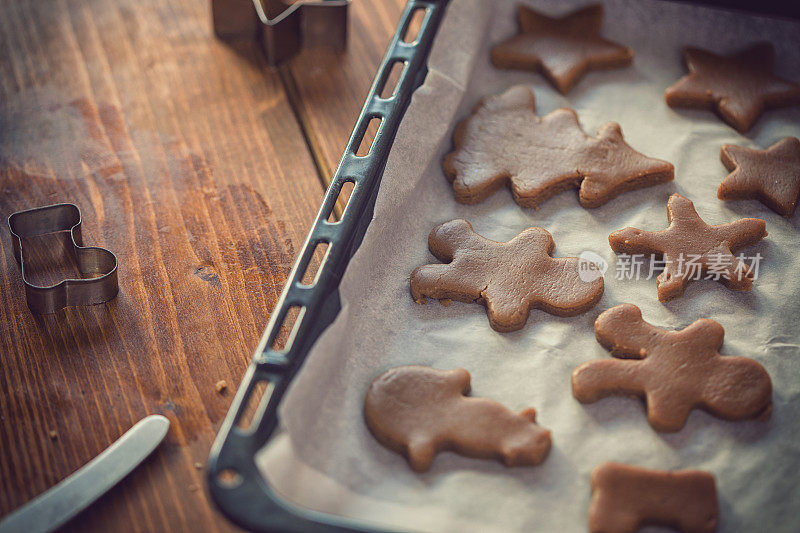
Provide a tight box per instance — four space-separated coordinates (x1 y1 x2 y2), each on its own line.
207 1 799 532
207 1 449 531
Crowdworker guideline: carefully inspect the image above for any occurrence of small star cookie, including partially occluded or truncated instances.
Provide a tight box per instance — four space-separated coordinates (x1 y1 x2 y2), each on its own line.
665 42 800 132
718 137 800 217
491 4 633 94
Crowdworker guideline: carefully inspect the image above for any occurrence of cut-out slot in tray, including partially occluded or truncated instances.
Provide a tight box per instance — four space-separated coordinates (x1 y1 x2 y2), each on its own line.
208 1 799 531
207 1 449 531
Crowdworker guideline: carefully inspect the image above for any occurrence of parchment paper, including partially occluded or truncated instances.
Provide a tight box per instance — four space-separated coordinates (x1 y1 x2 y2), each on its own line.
257 1 800 531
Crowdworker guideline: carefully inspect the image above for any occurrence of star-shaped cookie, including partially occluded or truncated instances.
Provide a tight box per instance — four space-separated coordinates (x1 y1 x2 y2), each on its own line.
665 42 800 133
491 4 633 94
443 86 674 208
609 194 767 301
410 219 604 332
718 137 800 217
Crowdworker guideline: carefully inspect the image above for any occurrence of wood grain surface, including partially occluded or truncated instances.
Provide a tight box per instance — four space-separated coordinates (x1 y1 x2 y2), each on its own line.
281 0 406 184
0 0 404 530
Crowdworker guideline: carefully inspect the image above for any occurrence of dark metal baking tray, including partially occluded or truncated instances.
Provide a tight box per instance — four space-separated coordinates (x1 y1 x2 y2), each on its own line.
206 1 799 531
207 1 449 531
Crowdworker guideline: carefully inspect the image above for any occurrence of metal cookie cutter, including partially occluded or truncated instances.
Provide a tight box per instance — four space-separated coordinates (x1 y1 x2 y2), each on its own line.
212 0 350 65
7 203 118 314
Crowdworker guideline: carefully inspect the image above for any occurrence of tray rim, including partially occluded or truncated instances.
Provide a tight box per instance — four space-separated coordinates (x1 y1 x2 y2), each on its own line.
206 1 800 531
206 1 450 531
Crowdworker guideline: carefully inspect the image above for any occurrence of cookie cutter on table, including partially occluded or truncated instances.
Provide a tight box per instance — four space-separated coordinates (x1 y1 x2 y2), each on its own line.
207 1 448 531
7 203 118 314
212 0 351 65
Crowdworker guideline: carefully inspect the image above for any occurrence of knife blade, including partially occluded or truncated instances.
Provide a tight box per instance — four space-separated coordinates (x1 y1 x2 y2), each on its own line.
0 414 170 533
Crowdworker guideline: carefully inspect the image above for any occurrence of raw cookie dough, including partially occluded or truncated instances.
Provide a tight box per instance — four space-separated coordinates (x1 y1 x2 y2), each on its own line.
590 462 718 533
491 4 633 94
410 219 604 332
609 194 767 301
443 86 674 208
665 42 800 133
364 366 552 472
718 137 800 217
572 304 772 432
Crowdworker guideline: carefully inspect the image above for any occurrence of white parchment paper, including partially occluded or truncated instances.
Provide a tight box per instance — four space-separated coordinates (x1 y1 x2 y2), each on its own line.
257 1 800 531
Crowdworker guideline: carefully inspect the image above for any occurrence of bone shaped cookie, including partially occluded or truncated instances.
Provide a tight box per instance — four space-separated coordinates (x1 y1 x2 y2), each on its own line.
410 219 604 332
442 85 674 208
490 4 633 94
364 366 552 472
609 194 767 301
589 462 718 533
572 304 772 432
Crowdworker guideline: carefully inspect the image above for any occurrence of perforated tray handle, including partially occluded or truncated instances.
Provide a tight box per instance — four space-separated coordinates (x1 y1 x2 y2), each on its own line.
207 1 449 531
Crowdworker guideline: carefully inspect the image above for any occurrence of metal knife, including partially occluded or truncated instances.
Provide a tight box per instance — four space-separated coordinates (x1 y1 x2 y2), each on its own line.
0 414 170 533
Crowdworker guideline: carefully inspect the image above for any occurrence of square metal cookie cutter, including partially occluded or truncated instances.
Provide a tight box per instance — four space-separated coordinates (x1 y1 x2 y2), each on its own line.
212 0 350 65
7 203 118 314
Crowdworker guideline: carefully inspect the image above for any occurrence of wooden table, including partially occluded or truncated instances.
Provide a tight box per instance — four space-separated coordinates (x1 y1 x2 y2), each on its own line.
0 0 405 530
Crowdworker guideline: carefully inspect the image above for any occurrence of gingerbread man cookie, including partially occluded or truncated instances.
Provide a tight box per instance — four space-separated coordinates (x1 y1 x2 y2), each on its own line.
718 137 800 217
590 462 718 533
443 86 673 208
491 4 633 94
665 42 800 133
364 366 552 472
609 194 767 301
572 304 772 432
410 219 604 332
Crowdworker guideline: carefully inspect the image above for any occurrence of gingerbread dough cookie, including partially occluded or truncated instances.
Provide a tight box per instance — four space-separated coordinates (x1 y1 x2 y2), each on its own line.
443 86 674 208
491 4 633 94
609 194 767 301
665 42 800 133
718 137 800 217
410 219 604 332
364 366 552 472
572 304 772 432
590 462 718 533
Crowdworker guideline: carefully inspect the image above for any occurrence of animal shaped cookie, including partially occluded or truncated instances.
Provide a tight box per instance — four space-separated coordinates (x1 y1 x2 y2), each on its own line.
718 137 800 217
410 219 604 332
443 86 673 208
364 366 552 472
572 304 772 432
491 4 633 94
665 42 800 133
609 194 767 301
589 462 718 533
